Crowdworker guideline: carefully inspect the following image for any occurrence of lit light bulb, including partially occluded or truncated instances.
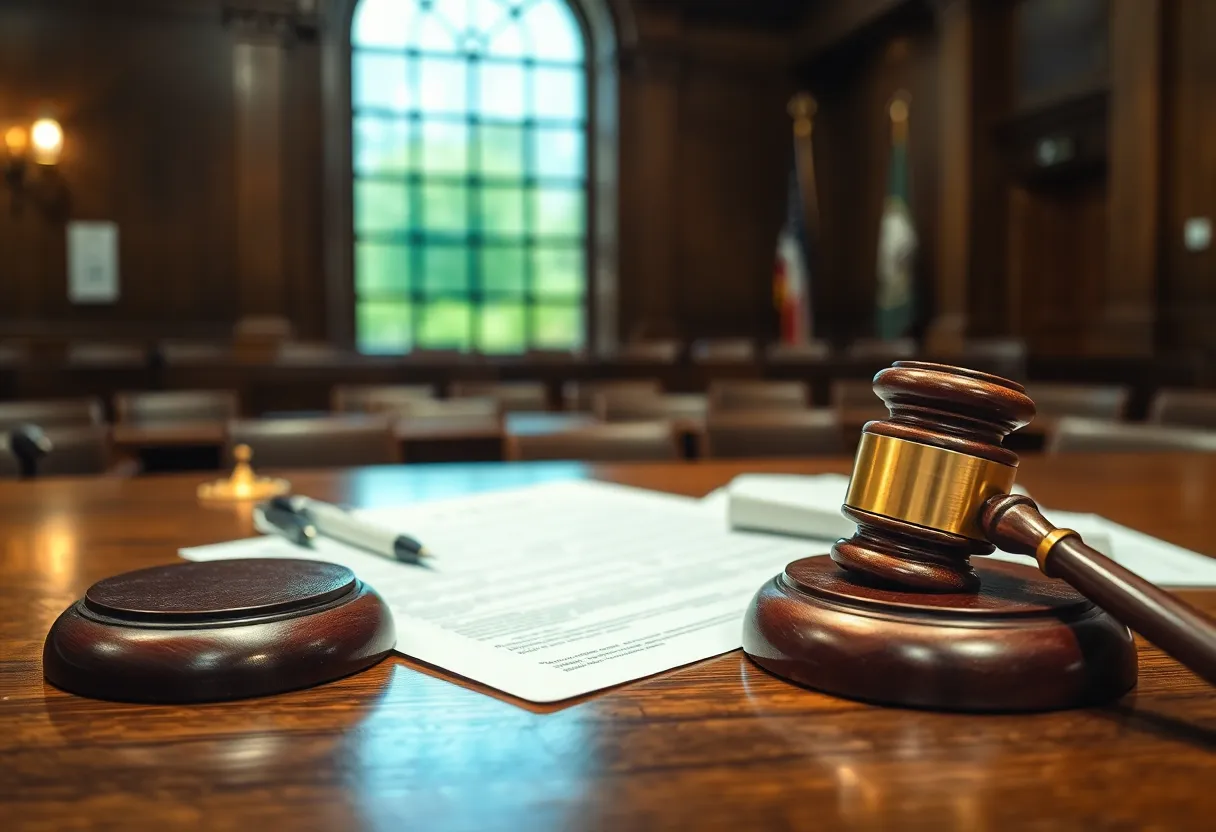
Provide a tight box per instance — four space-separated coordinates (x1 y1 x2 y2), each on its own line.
30 118 63 166
4 125 28 157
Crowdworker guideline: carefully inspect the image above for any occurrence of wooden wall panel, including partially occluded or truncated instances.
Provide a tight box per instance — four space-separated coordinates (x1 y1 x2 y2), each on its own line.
0 2 236 339
674 65 790 338
1160 0 1216 353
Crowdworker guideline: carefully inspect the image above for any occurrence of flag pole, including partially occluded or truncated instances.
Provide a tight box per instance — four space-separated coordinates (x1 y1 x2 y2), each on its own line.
788 93 820 262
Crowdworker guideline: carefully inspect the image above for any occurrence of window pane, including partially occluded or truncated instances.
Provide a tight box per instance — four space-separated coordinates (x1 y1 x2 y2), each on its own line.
418 299 473 349
356 243 410 295
534 304 583 349
355 180 409 233
352 0 410 49
521 0 584 63
533 126 583 180
422 245 469 293
419 57 468 114
532 187 584 237
533 246 584 298
357 300 413 354
533 66 582 120
414 10 456 52
472 0 506 33
354 116 409 175
354 53 410 112
480 124 525 178
420 120 468 175
422 183 468 234
485 19 525 59
479 62 526 120
481 245 526 295
430 0 472 36
479 302 527 354
482 186 526 236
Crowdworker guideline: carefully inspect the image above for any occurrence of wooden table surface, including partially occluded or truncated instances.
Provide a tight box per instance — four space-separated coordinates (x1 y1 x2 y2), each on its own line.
4 454 1216 830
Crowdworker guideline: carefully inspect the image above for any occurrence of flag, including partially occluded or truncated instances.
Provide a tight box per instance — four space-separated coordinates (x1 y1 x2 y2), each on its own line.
876 95 918 341
774 93 818 345
774 171 811 345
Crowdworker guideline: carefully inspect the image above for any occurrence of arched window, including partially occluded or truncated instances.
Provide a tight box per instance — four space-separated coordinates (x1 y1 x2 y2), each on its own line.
351 0 588 355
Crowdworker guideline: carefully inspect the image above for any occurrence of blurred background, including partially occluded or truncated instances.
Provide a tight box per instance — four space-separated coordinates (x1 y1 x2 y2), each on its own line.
0 0 1213 474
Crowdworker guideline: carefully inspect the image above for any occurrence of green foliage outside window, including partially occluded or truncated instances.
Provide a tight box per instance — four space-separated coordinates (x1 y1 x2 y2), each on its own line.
351 0 589 355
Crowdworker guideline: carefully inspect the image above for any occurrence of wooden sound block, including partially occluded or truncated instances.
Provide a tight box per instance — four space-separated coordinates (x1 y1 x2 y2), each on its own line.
44 559 396 703
743 555 1138 712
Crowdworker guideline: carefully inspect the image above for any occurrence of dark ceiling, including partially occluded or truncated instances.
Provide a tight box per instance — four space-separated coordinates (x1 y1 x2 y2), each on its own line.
638 0 818 29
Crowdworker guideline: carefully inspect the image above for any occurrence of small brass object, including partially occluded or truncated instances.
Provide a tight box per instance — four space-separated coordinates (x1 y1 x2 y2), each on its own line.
197 444 289 502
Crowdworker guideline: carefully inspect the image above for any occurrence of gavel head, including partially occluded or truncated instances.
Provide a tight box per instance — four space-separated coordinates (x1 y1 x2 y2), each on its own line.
831 361 1036 592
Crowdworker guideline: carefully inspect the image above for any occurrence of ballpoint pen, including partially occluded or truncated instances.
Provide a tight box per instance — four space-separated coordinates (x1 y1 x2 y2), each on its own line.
258 495 432 564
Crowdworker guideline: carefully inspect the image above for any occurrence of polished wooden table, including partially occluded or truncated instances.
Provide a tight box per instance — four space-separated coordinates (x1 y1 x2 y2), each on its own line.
5 454 1216 830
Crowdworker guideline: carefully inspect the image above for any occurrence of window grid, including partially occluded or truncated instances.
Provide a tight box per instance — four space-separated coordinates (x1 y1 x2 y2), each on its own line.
352 0 588 356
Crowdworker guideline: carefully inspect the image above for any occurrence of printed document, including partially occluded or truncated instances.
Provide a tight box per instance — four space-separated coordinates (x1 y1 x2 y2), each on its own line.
180 480 820 703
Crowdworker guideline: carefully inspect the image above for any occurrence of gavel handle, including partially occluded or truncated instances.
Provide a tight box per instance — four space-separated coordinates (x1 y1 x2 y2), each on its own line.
983 494 1216 687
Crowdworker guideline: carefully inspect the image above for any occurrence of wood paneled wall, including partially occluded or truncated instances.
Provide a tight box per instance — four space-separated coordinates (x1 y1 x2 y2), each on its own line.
5 0 1215 356
0 0 794 348
617 16 793 342
0 1 240 340
1160 0 1216 352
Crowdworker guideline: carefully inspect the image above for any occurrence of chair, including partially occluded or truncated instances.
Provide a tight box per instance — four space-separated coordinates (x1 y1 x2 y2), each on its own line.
563 379 662 412
708 380 810 413
848 338 917 359
525 349 585 363
331 384 436 413
232 316 292 361
66 342 148 367
704 410 843 459
375 397 500 420
1148 389 1216 430
1047 417 1216 454
115 390 240 424
276 342 347 363
765 341 831 362
225 417 399 468
381 394 500 442
960 338 1028 380
449 381 549 413
830 379 887 425
690 338 756 363
0 399 105 431
616 339 682 363
594 390 707 423
1024 383 1130 421
507 422 680 462
0 425 114 478
157 340 230 365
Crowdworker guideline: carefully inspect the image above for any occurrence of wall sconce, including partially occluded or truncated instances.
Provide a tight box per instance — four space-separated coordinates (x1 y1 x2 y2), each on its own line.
3 117 68 217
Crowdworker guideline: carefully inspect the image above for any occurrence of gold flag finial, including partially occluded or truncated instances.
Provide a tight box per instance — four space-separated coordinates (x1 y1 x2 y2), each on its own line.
788 93 817 138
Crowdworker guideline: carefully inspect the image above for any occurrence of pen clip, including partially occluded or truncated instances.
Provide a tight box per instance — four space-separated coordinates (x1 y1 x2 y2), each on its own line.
255 498 318 548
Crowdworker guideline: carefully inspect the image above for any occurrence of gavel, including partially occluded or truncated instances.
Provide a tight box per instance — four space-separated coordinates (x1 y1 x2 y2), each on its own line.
744 361 1216 711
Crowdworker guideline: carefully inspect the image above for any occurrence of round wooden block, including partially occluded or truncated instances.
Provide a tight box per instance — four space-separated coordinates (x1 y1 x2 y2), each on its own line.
743 555 1138 712
43 559 396 703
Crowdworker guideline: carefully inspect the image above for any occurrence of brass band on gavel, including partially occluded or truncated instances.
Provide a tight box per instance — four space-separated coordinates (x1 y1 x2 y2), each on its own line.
844 433 1018 541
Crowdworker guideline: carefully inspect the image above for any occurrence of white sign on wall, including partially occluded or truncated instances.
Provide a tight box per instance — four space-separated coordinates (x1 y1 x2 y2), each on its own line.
67 221 120 304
